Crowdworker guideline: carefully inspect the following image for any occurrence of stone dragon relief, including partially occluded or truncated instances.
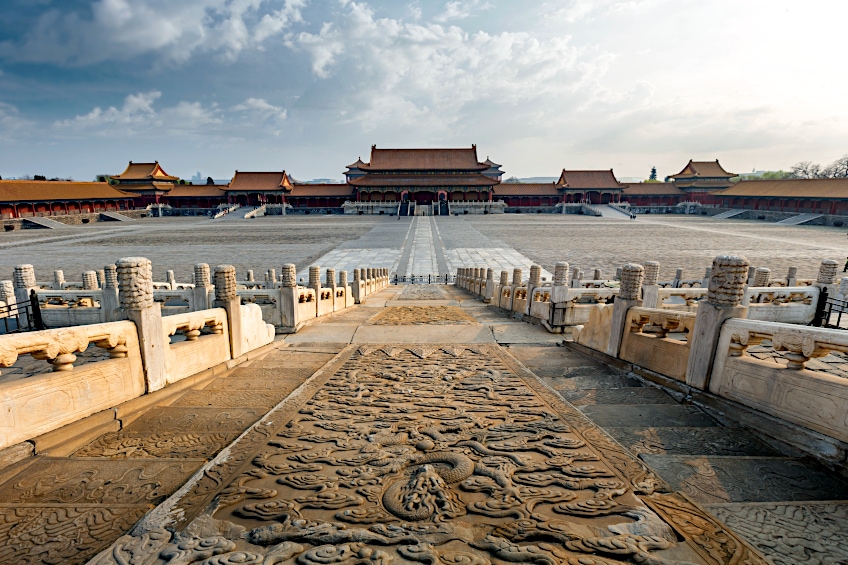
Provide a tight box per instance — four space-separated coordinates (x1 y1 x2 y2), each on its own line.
93 345 709 564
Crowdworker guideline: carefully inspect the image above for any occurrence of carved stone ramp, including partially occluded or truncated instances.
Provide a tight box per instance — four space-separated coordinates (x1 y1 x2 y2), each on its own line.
22 216 69 229
0 343 343 565
516 343 848 564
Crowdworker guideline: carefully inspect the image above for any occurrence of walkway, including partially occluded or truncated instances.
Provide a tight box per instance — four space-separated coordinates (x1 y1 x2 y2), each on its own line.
3 286 847 564
302 217 553 281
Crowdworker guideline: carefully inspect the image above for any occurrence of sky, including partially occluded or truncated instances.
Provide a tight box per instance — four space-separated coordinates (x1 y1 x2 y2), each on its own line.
0 0 846 182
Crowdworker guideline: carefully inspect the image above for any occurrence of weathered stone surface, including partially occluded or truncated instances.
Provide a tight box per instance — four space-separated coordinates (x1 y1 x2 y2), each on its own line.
171 389 286 409
72 431 238 459
0 459 202 504
605 427 779 456
368 305 477 325
562 386 676 406
706 501 848 565
640 455 848 503
0 504 150 565
121 406 264 434
579 404 719 428
396 285 446 300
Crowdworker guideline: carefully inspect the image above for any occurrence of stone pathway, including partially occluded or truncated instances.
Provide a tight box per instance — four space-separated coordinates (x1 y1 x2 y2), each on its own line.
302 217 553 280
514 344 848 565
3 285 847 564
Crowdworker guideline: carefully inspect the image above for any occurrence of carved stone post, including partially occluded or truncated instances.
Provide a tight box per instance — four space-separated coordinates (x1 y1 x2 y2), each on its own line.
593 268 602 281
527 265 542 314
102 264 121 322
512 268 523 285
352 268 364 304
483 268 495 303
117 257 167 392
787 266 797 287
686 255 750 390
268 268 277 288
278 263 298 330
53 270 65 290
193 263 213 311
673 268 684 288
570 267 581 288
215 264 243 358
753 267 770 288
166 270 177 289
246 270 255 283
13 264 37 326
615 267 623 281
702 267 711 289
641 261 660 308
0 280 14 307
746 266 756 286
606 264 644 357
554 262 569 287
82 270 99 290
816 260 838 287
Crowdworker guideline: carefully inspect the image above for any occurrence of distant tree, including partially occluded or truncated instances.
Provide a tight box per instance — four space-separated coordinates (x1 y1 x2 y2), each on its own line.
760 170 793 180
822 154 848 178
649 166 657 181
503 176 522 183
0 175 3 180
33 174 46 181
206 176 214 185
791 160 823 179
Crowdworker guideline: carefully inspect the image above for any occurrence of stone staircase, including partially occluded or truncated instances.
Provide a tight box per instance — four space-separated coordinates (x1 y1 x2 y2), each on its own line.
711 209 748 219
599 204 632 219
22 217 69 229
511 343 848 565
776 212 824 225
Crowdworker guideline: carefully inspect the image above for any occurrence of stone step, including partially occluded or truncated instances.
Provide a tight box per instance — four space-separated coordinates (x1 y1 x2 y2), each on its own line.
578 404 719 427
562 386 676 406
605 426 780 457
704 501 848 565
548 371 643 391
639 454 848 504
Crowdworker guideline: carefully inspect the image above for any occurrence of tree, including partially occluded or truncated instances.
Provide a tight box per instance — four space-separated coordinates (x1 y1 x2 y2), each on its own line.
790 160 823 179
649 166 657 181
33 174 46 181
822 154 848 178
503 176 521 184
206 176 215 185
760 170 793 180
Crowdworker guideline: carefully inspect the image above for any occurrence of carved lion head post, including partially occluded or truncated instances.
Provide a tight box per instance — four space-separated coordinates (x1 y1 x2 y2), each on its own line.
606 263 644 357
685 254 750 390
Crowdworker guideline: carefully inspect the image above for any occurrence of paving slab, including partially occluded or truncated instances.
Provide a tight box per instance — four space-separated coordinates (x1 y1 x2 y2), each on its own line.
490 322 565 344
171 389 290 409
579 404 720 428
563 387 677 406
605 427 780 456
121 406 265 434
548 371 645 391
351 324 495 343
72 431 240 459
705 501 848 565
640 455 848 504
282 323 359 344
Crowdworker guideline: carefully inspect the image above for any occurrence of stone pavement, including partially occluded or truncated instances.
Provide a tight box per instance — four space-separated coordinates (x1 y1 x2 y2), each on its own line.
301 217 553 281
3 285 848 564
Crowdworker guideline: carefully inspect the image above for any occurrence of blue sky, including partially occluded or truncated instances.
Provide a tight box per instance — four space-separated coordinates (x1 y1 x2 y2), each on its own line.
0 0 846 181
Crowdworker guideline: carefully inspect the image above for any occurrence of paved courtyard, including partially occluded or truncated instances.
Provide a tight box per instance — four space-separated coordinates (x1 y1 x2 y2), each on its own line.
1 214 845 283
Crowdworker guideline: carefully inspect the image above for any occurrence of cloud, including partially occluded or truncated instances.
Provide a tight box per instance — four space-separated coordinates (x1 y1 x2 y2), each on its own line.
289 1 610 134
231 97 288 134
434 0 492 23
0 101 32 142
54 91 222 135
0 0 305 65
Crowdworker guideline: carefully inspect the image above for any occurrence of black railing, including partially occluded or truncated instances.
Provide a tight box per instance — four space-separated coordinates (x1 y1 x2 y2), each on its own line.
392 274 456 285
0 290 46 334
815 288 848 329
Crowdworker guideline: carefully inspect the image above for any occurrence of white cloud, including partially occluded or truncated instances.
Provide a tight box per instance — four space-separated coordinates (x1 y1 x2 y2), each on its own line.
290 1 609 133
231 97 288 134
0 101 32 142
434 0 492 23
0 0 306 65
54 91 222 135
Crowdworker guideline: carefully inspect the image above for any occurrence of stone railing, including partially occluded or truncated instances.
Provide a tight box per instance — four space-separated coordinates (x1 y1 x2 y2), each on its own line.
0 321 144 450
618 307 696 382
162 309 230 385
244 204 266 219
711 319 848 444
742 286 819 325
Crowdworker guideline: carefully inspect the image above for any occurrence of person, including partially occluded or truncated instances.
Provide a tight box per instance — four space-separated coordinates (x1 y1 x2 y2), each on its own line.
843 257 848 272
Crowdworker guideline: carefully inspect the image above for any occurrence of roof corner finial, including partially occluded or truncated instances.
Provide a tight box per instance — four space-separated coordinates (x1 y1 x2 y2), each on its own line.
472 143 476 149
372 144 376 150
129 160 132 164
